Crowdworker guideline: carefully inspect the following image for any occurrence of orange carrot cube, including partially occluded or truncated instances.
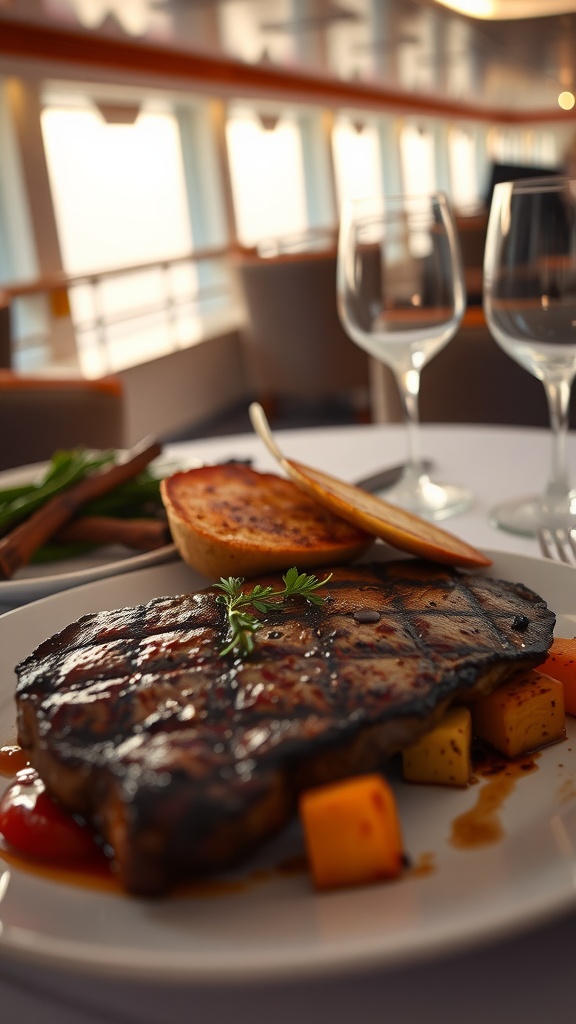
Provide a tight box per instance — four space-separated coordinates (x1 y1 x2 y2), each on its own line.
299 773 404 891
470 668 565 759
539 638 576 716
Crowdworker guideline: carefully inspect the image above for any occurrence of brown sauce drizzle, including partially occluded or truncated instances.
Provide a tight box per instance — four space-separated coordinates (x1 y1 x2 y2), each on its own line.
179 856 308 900
0 838 119 892
407 851 436 878
0 744 28 776
450 748 540 850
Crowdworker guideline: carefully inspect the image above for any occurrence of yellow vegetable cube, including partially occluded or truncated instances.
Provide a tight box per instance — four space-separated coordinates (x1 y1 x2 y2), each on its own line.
470 669 565 759
402 706 472 786
299 773 404 890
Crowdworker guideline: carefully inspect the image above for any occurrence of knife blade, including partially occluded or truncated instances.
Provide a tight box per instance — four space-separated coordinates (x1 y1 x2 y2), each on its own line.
354 459 434 494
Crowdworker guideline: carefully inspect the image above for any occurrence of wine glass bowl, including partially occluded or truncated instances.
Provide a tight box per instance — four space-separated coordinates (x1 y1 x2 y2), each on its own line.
337 192 472 520
483 176 576 536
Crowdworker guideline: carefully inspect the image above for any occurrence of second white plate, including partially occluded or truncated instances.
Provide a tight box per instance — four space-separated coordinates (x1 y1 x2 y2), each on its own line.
0 459 179 604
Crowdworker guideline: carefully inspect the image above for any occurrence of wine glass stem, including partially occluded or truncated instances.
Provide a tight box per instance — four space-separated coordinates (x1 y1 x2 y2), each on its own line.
396 366 424 478
542 374 574 500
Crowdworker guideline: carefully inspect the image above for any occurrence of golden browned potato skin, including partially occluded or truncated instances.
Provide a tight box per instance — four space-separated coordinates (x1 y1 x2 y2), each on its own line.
160 463 373 579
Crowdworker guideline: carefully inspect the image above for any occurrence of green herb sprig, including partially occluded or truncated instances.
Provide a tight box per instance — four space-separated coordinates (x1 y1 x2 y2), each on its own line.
215 567 332 658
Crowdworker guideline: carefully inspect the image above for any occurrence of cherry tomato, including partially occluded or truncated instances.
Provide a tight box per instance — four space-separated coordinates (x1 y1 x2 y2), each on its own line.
0 768 99 862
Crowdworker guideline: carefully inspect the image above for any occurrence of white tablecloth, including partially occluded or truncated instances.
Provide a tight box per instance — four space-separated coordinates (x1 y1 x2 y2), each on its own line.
0 422 574 1024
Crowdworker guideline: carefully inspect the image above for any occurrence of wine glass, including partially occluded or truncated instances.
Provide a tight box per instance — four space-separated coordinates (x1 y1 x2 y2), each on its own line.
483 176 576 536
337 191 472 520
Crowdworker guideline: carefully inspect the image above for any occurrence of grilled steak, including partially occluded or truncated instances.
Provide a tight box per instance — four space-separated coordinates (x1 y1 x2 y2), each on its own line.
14 560 555 896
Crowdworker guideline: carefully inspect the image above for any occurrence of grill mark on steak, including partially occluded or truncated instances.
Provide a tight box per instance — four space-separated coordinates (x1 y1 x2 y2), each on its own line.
14 560 555 895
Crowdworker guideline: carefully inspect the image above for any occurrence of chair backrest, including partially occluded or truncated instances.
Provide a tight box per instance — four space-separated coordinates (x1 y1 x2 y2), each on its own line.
0 372 125 470
234 249 370 402
420 323 576 426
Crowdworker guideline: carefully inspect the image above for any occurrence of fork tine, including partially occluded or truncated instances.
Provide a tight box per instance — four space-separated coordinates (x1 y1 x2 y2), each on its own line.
537 526 555 560
554 529 573 564
538 525 576 565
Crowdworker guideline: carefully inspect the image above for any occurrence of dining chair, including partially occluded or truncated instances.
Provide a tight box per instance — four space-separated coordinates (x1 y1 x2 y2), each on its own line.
418 320 576 427
233 248 380 420
0 371 125 470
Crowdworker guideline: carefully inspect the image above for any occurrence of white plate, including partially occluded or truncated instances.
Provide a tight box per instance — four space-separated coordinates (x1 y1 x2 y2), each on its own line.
0 460 180 604
0 549 574 982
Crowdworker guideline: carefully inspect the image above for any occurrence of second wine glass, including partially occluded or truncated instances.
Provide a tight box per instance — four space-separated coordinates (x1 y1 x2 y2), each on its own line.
337 192 471 520
483 176 576 537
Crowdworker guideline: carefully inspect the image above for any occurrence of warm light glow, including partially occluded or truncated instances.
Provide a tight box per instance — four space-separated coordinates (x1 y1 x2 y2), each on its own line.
67 0 168 36
432 0 576 18
558 91 576 110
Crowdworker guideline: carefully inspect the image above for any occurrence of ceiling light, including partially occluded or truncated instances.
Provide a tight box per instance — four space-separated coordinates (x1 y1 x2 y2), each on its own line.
558 91 576 109
432 0 576 18
96 102 141 124
258 112 280 132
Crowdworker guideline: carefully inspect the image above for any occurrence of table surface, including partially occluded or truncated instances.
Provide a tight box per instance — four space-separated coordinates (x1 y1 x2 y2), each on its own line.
0 421 575 1024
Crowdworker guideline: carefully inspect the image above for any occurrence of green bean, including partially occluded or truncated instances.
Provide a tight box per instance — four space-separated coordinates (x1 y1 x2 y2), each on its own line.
81 475 162 519
0 484 37 504
0 448 118 536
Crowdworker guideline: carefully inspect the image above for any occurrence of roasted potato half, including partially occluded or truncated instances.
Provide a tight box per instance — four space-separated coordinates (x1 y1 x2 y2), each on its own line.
160 463 373 579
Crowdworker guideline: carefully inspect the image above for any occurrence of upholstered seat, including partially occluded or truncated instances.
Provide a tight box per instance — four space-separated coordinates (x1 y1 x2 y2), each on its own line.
0 371 125 470
419 322 576 427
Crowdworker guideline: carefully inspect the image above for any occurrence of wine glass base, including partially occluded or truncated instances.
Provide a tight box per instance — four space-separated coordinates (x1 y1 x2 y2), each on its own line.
380 476 473 521
489 492 576 538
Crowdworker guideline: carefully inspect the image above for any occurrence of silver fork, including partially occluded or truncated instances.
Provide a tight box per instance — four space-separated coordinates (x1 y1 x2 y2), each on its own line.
537 525 576 566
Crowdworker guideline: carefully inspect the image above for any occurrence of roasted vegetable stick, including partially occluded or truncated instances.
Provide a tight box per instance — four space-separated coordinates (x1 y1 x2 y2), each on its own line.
0 438 162 579
299 774 404 890
54 515 171 551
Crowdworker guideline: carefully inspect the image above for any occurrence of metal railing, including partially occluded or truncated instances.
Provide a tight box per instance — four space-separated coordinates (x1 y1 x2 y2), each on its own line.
2 245 238 374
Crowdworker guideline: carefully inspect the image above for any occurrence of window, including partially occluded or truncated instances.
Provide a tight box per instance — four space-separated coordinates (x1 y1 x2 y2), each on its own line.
41 102 192 271
225 107 308 247
449 127 479 212
400 124 436 195
332 117 383 211
40 97 210 371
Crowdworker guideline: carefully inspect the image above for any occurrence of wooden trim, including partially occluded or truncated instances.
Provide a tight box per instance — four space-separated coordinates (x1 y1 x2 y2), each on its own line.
2 245 230 298
1 17 575 125
0 369 123 393
462 306 486 328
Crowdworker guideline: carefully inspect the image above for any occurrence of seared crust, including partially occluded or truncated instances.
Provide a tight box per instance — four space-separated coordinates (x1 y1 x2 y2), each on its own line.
160 463 372 577
14 560 555 895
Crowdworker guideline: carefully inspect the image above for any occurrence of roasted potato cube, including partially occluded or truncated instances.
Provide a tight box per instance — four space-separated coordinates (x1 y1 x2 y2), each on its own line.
470 669 565 758
402 706 472 786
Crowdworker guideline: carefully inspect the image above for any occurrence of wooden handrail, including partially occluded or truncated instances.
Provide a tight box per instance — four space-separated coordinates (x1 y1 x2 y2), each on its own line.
2 245 231 299
0 369 123 393
462 306 486 328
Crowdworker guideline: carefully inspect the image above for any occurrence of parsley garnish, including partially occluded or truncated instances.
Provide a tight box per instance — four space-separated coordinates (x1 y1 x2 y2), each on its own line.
215 567 332 658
